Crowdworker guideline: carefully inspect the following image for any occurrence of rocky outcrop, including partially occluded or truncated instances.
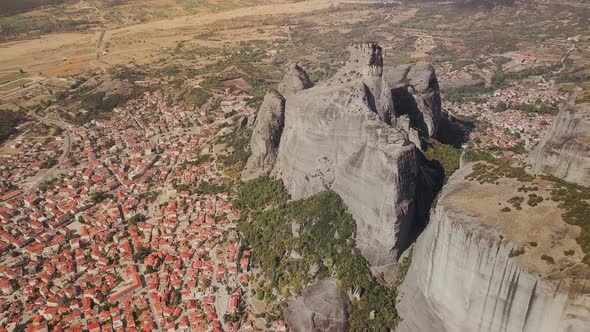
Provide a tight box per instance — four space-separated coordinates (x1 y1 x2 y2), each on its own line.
397 163 590 332
272 79 421 268
529 102 590 186
385 62 442 141
242 63 312 180
285 279 350 332
277 63 314 97
269 43 442 271
335 43 395 124
349 42 384 77
241 91 285 181
243 43 442 277
332 44 444 137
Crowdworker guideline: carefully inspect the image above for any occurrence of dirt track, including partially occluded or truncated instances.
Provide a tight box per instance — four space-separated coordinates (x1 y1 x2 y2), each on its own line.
0 0 340 75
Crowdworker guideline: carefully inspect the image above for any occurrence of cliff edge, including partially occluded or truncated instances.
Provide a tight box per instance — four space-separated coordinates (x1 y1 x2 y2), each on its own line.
397 162 590 332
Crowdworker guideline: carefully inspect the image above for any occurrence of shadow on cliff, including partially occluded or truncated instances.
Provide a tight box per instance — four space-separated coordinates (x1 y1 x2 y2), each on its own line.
403 111 476 251
392 86 429 136
390 87 471 247
408 153 445 249
437 113 475 148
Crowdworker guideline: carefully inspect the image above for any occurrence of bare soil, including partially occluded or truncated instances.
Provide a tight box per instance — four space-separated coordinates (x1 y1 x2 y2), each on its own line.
447 163 588 278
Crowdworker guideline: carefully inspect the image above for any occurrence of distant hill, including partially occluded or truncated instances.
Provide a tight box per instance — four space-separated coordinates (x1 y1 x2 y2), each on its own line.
527 0 590 7
409 0 588 7
0 0 69 17
425 0 516 7
454 0 514 4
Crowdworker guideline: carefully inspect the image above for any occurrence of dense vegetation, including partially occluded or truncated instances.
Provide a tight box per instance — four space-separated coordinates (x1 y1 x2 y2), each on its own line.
59 86 144 125
111 67 147 82
81 92 127 112
67 92 130 124
0 0 68 17
0 109 24 143
215 125 252 169
234 177 289 211
491 100 559 115
443 85 493 103
237 177 400 330
394 249 412 289
511 102 559 115
462 146 496 164
424 139 461 181
184 87 209 108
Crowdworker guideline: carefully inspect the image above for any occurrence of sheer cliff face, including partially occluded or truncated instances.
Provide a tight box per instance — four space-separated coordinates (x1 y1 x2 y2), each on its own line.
397 164 590 332
241 63 312 181
529 103 590 186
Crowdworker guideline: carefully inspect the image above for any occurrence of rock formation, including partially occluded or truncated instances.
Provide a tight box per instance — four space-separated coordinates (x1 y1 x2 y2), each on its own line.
397 163 590 332
242 43 443 275
284 278 350 332
268 43 442 272
331 45 443 143
385 62 442 143
529 102 590 186
272 80 419 268
241 91 285 181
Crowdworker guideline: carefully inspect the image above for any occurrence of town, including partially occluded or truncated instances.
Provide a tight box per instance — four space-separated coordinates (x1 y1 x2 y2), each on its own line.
0 87 286 331
444 78 566 160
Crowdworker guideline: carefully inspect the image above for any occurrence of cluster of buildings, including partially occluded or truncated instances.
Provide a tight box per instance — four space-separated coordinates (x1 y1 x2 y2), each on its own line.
0 87 285 331
445 79 565 159
0 122 63 195
491 79 567 107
